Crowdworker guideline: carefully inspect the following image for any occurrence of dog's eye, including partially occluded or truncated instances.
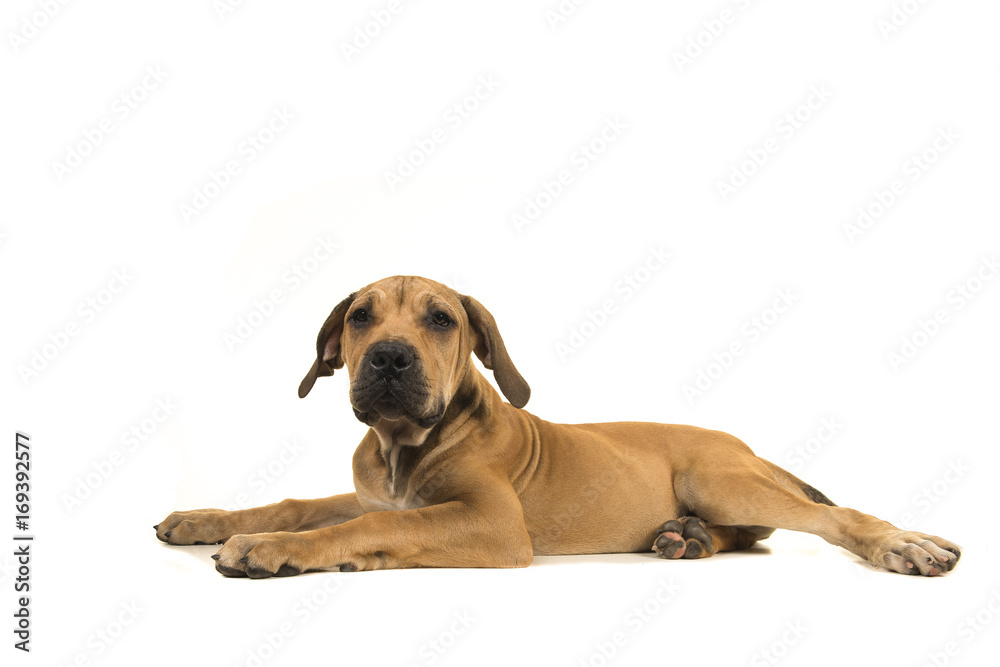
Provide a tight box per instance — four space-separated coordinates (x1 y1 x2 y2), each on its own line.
431 311 452 328
351 308 369 323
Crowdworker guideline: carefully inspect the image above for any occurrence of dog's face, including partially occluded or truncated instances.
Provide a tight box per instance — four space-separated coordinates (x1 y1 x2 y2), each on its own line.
298 276 529 434
340 276 470 428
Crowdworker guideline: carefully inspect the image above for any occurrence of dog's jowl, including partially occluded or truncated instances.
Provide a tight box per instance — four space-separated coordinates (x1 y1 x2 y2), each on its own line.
155 276 960 578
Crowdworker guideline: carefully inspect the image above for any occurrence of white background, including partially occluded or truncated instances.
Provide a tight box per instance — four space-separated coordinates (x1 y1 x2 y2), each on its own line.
3 1 999 666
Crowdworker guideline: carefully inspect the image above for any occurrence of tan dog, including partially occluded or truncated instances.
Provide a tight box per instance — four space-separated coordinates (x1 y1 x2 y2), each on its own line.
155 275 960 577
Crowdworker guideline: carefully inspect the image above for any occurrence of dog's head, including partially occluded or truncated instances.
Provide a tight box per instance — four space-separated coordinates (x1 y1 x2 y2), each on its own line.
298 276 529 432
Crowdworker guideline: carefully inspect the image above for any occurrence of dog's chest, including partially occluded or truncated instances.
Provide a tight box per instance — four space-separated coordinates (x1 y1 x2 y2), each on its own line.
355 442 427 512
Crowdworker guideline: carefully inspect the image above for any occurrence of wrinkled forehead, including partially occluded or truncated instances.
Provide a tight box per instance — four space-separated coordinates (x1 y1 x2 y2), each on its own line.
353 277 462 318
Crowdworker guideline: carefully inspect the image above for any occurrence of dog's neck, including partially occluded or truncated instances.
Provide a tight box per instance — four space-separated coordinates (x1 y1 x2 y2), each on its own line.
372 364 495 493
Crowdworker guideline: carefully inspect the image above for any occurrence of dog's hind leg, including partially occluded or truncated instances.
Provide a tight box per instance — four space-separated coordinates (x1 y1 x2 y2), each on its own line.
670 447 960 576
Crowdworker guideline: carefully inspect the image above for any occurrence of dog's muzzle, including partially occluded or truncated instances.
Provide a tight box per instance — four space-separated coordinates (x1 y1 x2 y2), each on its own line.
350 341 443 428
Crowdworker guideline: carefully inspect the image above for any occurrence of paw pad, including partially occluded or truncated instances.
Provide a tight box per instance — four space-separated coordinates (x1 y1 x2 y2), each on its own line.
653 516 714 560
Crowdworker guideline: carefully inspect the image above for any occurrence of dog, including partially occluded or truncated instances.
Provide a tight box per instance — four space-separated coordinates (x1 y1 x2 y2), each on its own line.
155 275 960 577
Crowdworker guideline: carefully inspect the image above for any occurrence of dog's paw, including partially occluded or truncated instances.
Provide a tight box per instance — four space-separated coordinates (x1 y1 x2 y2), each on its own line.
154 509 236 545
212 533 304 579
653 516 714 559
875 531 961 576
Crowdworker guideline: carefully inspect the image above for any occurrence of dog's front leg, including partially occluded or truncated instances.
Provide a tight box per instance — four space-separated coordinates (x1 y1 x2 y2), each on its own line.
212 496 534 578
155 493 365 545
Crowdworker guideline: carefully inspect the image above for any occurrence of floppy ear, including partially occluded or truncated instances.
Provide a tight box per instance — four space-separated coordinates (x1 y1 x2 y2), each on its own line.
298 293 356 398
459 294 530 408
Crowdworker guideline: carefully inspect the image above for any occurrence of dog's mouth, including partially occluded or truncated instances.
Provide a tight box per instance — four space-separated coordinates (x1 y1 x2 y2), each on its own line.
351 378 444 429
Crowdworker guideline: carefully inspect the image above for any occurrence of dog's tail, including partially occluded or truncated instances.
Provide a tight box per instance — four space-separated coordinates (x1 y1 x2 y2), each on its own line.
761 459 837 507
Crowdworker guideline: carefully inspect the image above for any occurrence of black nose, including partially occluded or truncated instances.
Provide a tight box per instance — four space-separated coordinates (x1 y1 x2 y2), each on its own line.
368 342 415 378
